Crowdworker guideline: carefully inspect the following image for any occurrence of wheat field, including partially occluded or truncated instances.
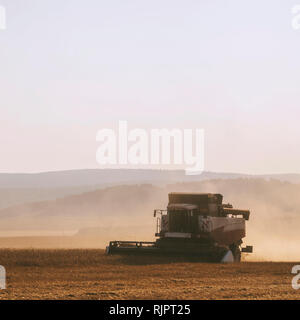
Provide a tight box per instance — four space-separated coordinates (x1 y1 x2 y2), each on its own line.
0 249 298 300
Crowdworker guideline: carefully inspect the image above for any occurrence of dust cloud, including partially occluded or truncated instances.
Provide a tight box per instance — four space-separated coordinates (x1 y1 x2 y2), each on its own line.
0 179 299 261
168 179 300 262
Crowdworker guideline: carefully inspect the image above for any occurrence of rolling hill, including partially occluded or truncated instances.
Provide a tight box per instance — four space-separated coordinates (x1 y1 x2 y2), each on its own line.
0 169 300 210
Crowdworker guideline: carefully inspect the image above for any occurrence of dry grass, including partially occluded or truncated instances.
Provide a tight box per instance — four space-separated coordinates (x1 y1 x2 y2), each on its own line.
0 249 299 300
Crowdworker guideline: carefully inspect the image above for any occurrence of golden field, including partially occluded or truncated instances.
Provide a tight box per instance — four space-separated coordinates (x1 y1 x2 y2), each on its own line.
0 249 299 300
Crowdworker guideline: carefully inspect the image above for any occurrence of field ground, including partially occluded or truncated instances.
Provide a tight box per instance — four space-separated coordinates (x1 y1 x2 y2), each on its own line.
0 249 299 300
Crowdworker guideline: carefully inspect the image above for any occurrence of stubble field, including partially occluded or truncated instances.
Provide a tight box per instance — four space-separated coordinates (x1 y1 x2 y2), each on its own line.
0 249 299 300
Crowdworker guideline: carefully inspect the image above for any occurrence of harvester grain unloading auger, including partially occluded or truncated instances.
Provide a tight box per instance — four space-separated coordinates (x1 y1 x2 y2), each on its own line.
106 193 253 262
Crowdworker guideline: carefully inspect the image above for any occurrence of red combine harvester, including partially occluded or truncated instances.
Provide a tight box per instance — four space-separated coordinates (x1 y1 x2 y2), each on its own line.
107 193 253 262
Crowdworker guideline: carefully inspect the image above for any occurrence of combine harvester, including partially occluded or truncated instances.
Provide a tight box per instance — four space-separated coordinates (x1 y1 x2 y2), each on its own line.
107 193 253 262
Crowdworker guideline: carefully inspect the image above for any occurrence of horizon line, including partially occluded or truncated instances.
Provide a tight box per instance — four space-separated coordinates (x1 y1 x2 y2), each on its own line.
0 168 299 176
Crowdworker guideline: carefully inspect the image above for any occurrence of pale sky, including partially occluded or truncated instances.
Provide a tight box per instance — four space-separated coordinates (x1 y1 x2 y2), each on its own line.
0 0 300 174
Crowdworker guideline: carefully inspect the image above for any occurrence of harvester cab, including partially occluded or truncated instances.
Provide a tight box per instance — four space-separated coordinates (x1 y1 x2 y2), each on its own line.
107 192 253 262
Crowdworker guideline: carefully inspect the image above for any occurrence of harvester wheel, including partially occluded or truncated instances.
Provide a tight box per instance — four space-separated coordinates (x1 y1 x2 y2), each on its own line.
230 244 241 262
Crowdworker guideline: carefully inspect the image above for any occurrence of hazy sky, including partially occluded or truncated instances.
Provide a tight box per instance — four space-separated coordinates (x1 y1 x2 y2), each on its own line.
0 0 299 174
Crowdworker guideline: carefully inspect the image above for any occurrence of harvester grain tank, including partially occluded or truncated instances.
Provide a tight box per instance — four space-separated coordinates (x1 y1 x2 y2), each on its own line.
107 193 253 262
